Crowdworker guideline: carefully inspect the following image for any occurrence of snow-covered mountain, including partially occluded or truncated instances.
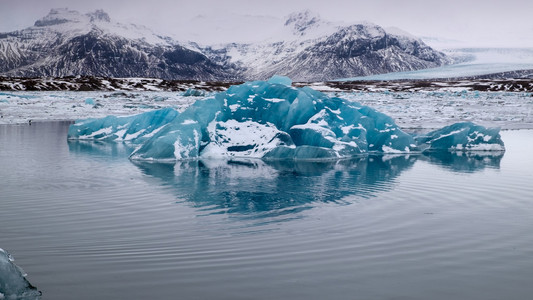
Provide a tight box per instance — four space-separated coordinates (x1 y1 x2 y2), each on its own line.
0 8 236 80
202 11 450 81
0 9 449 81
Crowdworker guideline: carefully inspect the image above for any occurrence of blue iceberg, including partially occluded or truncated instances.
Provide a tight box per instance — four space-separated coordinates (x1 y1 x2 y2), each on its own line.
0 249 41 299
415 122 505 152
68 76 505 161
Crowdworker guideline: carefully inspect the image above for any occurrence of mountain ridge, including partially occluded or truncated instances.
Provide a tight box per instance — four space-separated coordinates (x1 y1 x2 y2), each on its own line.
0 8 450 81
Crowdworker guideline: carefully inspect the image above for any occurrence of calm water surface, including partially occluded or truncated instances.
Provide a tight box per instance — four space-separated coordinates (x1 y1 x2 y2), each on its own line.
1 122 533 300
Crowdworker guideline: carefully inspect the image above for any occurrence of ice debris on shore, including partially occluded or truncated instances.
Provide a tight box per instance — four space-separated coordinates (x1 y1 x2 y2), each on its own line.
68 76 505 161
0 248 41 299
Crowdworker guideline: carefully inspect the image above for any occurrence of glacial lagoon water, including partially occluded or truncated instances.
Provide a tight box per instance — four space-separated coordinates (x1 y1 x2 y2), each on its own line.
1 121 533 300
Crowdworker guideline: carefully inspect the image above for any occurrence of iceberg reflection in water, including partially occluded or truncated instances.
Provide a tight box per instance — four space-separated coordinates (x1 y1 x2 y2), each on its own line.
69 139 503 218
5 122 530 300
134 157 417 217
421 151 504 173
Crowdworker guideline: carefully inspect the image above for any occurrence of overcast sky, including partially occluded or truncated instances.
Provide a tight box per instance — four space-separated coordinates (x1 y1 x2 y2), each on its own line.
1 0 532 47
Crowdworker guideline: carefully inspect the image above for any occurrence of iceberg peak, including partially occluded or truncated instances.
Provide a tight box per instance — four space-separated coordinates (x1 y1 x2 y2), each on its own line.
267 75 292 86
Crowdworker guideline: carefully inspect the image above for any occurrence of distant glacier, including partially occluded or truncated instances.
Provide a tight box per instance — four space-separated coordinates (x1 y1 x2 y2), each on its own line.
341 48 533 80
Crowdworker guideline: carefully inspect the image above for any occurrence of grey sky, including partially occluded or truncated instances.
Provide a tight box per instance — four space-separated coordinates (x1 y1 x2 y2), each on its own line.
1 0 532 47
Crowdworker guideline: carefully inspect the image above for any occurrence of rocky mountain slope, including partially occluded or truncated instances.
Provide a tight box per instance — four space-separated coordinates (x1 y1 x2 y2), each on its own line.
203 11 450 81
0 9 449 81
0 9 237 81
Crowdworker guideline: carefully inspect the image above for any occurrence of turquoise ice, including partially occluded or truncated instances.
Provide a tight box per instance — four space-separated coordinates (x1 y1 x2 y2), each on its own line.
68 76 505 161
415 122 505 152
0 248 41 299
183 88 207 97
68 107 179 144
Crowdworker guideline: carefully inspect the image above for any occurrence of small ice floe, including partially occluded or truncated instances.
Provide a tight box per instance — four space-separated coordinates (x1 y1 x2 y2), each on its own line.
415 122 505 152
0 248 41 299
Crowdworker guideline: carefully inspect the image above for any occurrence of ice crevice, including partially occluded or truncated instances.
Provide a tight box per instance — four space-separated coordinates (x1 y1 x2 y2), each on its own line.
67 76 505 161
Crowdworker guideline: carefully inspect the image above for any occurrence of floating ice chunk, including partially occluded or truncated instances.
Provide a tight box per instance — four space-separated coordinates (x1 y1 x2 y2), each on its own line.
183 88 206 97
84 98 95 105
68 77 505 161
415 122 505 152
0 248 41 299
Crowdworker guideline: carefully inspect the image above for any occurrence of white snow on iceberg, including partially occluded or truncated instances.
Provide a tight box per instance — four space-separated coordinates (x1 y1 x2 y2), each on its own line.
68 76 505 161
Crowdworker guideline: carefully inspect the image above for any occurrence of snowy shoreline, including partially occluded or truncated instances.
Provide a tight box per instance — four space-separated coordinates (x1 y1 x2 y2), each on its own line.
2 76 533 92
2 89 532 130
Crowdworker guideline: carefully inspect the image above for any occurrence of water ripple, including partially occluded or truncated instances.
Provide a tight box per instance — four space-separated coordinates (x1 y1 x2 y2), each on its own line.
2 123 533 300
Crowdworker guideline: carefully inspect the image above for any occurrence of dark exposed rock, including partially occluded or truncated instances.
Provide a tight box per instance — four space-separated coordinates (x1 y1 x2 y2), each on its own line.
1 75 532 92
